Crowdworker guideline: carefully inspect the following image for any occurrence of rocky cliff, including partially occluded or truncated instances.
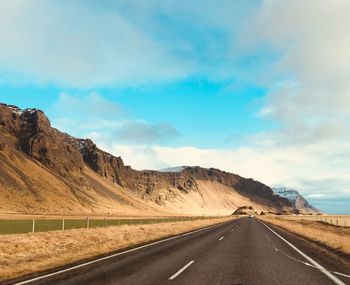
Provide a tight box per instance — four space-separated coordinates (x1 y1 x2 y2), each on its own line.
272 187 320 214
0 103 295 215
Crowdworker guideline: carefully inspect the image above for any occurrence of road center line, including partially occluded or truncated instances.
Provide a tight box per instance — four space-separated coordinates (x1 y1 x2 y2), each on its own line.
265 235 271 242
169 260 195 280
258 219 346 285
219 236 224 241
272 244 278 252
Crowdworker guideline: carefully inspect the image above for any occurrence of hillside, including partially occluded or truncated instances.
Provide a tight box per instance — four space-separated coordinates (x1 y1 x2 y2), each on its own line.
0 103 296 216
272 187 320 214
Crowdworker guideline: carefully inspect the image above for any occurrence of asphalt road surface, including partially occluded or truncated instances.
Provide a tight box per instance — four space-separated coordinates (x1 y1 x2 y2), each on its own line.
12 217 350 285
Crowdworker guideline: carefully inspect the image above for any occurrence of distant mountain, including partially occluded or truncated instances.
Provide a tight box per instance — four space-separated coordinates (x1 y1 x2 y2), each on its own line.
0 103 299 216
272 187 321 214
158 166 189 173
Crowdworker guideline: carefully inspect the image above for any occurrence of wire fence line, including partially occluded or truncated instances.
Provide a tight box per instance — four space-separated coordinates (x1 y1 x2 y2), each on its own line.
279 215 350 227
0 216 222 235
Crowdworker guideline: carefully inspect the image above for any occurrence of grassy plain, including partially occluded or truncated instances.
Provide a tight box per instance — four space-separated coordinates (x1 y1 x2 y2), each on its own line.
0 217 233 281
0 217 205 234
261 215 350 255
277 214 350 227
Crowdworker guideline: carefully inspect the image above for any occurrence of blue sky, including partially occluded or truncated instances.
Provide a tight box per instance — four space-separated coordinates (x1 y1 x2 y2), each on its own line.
0 0 350 214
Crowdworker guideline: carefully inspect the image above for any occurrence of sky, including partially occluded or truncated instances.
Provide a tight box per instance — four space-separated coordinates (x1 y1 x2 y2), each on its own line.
0 0 350 214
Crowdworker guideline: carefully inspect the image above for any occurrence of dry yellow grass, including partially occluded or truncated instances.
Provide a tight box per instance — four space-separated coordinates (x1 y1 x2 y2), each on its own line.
0 217 233 281
277 215 350 227
261 216 350 255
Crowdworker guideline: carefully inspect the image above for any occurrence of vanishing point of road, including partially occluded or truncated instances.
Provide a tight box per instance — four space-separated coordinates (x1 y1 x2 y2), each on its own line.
11 217 350 285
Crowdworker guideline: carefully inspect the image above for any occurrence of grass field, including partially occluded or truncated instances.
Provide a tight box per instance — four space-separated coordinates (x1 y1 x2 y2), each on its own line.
0 217 233 281
260 216 350 255
0 216 215 235
277 214 350 227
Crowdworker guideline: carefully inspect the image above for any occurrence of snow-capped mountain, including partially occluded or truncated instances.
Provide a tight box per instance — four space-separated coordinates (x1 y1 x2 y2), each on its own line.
158 166 189 173
273 187 321 214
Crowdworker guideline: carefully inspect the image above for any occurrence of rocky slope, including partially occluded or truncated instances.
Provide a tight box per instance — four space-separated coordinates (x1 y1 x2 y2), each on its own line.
0 103 296 215
272 187 320 214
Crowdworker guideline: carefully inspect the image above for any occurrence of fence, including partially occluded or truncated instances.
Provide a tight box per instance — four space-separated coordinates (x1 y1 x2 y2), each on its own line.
0 216 219 235
279 215 350 227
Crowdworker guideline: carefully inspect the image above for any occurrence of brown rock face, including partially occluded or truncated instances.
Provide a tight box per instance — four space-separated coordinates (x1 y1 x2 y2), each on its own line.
232 205 255 215
181 167 284 202
145 167 292 208
0 103 294 213
14 108 83 177
80 139 126 185
0 104 22 137
79 139 201 204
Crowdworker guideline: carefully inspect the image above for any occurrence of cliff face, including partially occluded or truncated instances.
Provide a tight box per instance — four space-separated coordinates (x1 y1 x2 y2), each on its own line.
0 103 294 215
272 187 320 214
0 104 165 215
0 104 84 176
80 138 126 185
180 167 289 206
19 110 84 177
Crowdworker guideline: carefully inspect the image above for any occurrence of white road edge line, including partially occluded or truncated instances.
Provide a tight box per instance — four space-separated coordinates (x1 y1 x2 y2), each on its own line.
258 219 346 285
219 236 224 241
14 221 233 285
334 272 350 278
169 260 195 280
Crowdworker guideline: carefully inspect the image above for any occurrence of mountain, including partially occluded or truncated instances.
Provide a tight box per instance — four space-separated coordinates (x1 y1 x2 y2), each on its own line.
158 166 188 173
272 187 320 214
0 103 296 216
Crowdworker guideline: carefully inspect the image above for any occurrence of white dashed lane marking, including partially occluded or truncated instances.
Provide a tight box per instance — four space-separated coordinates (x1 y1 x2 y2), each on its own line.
169 260 195 280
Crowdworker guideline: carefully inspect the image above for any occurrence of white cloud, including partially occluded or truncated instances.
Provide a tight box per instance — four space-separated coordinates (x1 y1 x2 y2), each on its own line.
4 0 349 211
242 0 350 139
91 126 350 213
99 143 168 170
54 92 124 117
232 1 350 204
50 92 180 145
115 121 179 144
257 106 272 117
50 92 124 136
0 0 192 87
96 140 350 200
0 0 263 87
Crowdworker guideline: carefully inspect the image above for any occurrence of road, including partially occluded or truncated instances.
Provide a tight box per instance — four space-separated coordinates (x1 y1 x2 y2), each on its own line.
12 217 350 285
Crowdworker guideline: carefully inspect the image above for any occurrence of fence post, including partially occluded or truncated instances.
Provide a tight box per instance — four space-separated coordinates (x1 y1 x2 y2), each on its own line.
87 217 90 229
104 217 106 228
62 219 65 231
32 219 35 233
